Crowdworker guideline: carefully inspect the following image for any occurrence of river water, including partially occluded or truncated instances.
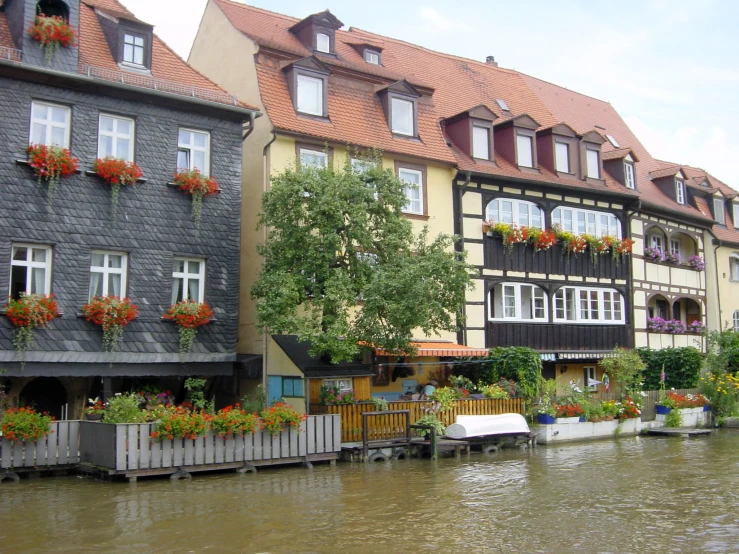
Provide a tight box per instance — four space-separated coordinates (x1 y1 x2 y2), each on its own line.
2 431 739 553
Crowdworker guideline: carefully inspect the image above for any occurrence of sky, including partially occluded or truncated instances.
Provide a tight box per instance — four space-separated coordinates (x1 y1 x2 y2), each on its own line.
119 0 739 188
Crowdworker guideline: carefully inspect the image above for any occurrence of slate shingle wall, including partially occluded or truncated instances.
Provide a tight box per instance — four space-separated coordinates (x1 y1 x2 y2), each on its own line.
0 76 243 372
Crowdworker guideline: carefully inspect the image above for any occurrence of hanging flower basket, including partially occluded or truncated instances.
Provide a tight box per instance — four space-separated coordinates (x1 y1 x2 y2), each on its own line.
616 238 634 260
27 14 77 63
27 144 78 203
529 228 557 252
4 293 59 365
81 296 138 352
93 157 144 223
173 169 219 231
163 300 214 358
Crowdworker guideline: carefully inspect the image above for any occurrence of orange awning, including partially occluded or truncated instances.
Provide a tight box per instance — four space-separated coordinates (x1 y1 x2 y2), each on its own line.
374 341 489 358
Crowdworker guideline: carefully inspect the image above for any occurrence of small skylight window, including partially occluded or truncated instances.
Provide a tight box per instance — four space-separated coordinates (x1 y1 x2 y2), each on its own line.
496 99 510 111
606 134 620 148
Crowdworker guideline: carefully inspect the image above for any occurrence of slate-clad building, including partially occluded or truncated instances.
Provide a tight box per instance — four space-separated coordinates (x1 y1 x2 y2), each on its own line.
0 0 258 418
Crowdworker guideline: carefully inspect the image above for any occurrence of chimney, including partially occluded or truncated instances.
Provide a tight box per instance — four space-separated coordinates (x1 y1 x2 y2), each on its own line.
485 55 498 67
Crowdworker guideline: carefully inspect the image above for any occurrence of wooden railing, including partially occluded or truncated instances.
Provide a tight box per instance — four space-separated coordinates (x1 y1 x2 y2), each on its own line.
314 398 524 443
1 421 80 470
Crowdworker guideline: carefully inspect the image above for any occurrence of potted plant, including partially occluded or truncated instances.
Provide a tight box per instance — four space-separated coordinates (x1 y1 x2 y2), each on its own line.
554 403 584 423
163 300 214 358
173 169 219 231
27 14 77 63
85 397 105 421
259 402 306 435
414 414 446 438
688 320 706 334
81 296 138 353
1 407 54 442
687 255 706 271
643 246 664 262
664 251 683 265
26 144 78 203
211 404 261 437
93 157 144 223
4 293 59 366
150 407 212 441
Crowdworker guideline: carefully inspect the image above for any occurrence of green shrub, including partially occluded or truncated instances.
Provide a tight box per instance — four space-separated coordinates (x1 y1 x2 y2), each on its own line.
664 409 683 428
455 347 541 400
103 393 147 424
636 347 702 389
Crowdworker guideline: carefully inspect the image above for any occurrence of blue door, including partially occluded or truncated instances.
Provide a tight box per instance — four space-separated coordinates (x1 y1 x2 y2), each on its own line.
267 376 283 406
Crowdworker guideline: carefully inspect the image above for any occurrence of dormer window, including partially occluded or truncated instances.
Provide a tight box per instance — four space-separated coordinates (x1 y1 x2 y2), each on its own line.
284 57 330 118
123 33 145 66
733 204 739 227
315 32 330 53
625 161 635 189
555 142 570 173
675 179 685 205
586 148 600 179
297 74 324 116
714 197 726 224
472 125 490 160
36 0 69 20
364 49 380 65
516 133 534 168
391 98 414 136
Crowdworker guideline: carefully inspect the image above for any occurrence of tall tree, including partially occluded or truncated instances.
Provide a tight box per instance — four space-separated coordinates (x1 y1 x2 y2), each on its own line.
251 153 475 363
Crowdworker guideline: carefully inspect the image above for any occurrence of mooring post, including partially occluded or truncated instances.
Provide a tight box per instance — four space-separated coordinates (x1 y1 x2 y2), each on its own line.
430 428 437 460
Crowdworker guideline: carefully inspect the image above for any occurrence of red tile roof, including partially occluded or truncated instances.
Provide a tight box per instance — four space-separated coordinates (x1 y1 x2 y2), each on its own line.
0 1 256 111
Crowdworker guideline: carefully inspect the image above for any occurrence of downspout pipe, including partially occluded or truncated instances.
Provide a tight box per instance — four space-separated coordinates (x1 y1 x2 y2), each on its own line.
261 131 278 398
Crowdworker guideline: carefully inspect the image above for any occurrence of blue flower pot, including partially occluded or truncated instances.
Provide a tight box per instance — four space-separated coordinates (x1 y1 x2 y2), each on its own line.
579 416 586 422
656 405 671 415
704 405 711 412
537 414 556 424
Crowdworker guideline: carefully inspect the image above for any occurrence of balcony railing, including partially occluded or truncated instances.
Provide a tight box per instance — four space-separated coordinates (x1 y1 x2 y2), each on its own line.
487 321 633 351
0 45 22 63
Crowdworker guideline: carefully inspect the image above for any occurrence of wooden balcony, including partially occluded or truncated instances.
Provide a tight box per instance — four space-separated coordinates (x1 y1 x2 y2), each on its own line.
487 322 633 351
484 237 630 280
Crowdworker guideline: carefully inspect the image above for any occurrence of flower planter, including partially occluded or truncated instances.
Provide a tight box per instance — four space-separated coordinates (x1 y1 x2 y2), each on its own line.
537 414 556 425
534 418 641 444
656 405 672 415
555 416 581 424
85 413 103 421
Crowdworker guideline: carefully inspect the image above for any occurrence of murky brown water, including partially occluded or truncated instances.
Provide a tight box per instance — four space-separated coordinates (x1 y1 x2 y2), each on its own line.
2 431 739 553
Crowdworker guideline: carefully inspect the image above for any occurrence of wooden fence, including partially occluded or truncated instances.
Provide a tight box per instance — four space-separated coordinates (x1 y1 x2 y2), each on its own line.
1 421 80 470
79 415 341 473
313 398 524 443
590 388 700 421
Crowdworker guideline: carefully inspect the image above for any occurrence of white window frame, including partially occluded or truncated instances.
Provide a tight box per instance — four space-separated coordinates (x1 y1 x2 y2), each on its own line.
555 142 570 173
585 366 597 390
296 74 324 117
97 114 135 161
516 134 534 168
553 286 624 324
734 204 739 227
624 162 635 189
551 206 621 237
29 101 71 148
472 126 490 160
364 50 380 64
122 33 146 66
299 147 328 169
489 282 548 322
9 244 52 297
323 378 352 391
586 149 600 179
391 97 414 136
714 197 726 224
649 234 663 252
734 310 739 332
89 251 128 301
670 239 681 256
171 257 205 304
177 128 211 175
675 179 685 205
315 33 330 53
398 167 423 215
730 255 739 281
486 198 543 229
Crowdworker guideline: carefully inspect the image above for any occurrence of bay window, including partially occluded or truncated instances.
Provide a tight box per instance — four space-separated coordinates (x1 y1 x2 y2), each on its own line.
553 287 624 324
486 198 543 228
551 206 621 237
489 283 547 322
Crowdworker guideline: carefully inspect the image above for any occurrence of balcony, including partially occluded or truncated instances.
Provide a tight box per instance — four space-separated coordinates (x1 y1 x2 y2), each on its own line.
486 321 633 351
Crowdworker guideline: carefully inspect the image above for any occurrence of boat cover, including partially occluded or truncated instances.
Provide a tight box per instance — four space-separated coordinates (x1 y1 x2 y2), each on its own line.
445 414 530 439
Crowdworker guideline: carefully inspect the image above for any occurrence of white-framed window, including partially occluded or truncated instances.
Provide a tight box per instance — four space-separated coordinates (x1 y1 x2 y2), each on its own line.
555 142 570 173
299 148 328 169
624 162 635 189
89 251 127 300
489 283 547 322
714 197 726 224
177 129 210 175
9 244 52 299
171 257 205 304
323 378 352 391
486 198 543 228
675 179 685 205
585 366 597 390
391 97 414 136
730 255 739 281
553 287 624 324
586 149 600 179
30 101 70 147
98 114 134 161
398 167 423 215
734 310 739 332
734 204 739 227
315 33 330 53
516 134 533 168
649 234 664 252
296 74 324 116
123 33 145 66
670 239 681 256
472 126 490 160
364 50 380 64
551 207 621 237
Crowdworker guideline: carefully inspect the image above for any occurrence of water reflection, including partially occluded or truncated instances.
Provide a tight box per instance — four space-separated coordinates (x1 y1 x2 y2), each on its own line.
1 432 739 552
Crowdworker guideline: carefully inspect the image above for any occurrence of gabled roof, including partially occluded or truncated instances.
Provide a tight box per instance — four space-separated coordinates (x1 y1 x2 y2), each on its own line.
271 335 372 378
288 10 344 32
602 147 639 162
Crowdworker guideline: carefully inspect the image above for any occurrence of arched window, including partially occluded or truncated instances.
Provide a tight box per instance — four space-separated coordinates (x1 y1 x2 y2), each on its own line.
734 310 739 332
489 283 548 322
551 206 621 238
36 0 69 20
485 198 543 228
730 253 739 281
553 286 624 324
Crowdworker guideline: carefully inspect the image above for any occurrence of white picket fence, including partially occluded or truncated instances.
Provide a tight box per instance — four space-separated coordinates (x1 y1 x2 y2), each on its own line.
79 414 341 472
0 421 81 469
